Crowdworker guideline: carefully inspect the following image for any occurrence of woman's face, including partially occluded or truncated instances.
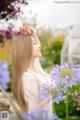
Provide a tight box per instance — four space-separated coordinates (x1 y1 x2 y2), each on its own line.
31 35 42 58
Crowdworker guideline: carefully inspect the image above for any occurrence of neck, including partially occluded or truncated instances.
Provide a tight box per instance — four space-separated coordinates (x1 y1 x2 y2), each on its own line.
28 58 35 71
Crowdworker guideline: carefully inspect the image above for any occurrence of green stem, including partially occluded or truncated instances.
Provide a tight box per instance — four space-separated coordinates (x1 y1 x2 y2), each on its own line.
66 93 69 120
52 101 56 115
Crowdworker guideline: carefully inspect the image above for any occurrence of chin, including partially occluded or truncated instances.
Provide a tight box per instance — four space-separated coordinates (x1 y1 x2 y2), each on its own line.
39 53 42 57
37 52 42 57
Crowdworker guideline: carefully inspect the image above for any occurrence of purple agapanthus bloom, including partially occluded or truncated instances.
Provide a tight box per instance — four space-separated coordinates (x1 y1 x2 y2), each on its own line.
38 64 80 105
51 64 80 87
0 61 10 90
22 109 61 120
54 92 66 104
39 83 51 102
50 63 80 103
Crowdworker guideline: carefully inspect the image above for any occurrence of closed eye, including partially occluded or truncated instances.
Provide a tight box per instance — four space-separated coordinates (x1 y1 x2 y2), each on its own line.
33 42 36 45
33 41 37 45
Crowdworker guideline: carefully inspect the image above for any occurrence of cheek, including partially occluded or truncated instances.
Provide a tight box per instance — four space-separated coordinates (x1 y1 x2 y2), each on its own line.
32 46 41 57
33 47 37 55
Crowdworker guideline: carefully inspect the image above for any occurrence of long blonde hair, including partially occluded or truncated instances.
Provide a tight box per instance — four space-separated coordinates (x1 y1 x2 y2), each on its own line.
11 35 33 113
11 26 49 113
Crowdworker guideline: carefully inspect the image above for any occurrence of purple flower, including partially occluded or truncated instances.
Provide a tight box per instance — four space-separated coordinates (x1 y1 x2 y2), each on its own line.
54 92 66 104
50 63 80 103
39 83 50 101
51 64 80 87
22 110 61 120
0 61 10 90
5 30 13 39
0 0 28 20
22 113 35 120
5 23 14 39
11 6 22 18
52 116 61 120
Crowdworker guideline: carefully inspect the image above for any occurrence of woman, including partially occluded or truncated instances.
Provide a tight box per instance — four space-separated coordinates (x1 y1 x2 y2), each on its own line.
11 24 56 118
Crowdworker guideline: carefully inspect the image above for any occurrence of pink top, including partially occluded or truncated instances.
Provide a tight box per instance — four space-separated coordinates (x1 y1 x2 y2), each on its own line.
22 69 55 114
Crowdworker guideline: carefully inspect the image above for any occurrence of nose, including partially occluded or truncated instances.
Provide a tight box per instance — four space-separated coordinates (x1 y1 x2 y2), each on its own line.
37 43 41 50
38 43 41 49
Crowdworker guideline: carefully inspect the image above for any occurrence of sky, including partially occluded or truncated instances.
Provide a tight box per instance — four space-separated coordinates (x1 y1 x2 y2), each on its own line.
21 0 80 28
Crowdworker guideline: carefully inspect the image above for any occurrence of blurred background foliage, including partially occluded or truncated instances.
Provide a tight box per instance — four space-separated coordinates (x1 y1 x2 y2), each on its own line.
38 29 64 70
